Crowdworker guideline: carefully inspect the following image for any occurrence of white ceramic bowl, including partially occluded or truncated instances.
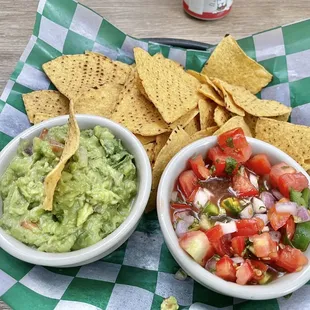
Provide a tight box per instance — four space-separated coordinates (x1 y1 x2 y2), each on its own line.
157 136 310 300
0 115 152 267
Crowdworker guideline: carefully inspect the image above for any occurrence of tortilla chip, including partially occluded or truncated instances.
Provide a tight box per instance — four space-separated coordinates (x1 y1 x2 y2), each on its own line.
244 113 258 136
23 90 69 123
201 35 272 94
134 48 200 123
75 83 124 118
153 132 171 160
33 113 55 124
271 112 291 122
111 70 169 136
184 116 200 136
169 108 199 130
144 142 156 164
152 127 190 194
213 116 252 137
198 99 216 130
255 118 310 171
212 79 245 116
222 83 292 117
214 106 231 127
190 126 219 143
42 101 80 211
42 52 131 101
188 70 225 107
135 134 156 145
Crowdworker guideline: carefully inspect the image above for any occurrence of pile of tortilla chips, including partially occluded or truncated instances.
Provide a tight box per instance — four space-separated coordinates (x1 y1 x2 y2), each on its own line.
23 35 310 212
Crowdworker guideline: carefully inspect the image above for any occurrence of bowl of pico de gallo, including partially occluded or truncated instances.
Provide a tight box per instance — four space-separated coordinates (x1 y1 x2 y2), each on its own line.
157 128 310 300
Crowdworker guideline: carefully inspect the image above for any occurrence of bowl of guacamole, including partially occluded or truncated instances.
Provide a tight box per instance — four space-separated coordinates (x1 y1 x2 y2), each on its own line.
0 115 152 267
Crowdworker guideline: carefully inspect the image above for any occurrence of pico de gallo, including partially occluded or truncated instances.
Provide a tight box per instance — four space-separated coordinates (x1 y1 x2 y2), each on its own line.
171 128 310 285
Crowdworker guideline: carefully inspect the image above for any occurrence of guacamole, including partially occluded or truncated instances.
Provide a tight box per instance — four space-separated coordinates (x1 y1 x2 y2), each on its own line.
0 125 137 252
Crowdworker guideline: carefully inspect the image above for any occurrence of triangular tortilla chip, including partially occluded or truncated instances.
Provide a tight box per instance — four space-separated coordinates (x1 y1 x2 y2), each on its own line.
42 101 80 211
212 79 245 116
214 106 231 127
134 48 200 123
111 70 169 136
135 134 156 145
144 142 156 165
152 127 190 193
43 52 131 101
198 99 216 129
33 113 55 124
190 126 219 143
201 35 272 94
188 70 225 107
222 83 292 117
169 108 199 130
153 132 171 161
23 90 69 123
213 116 252 137
184 116 200 136
255 118 310 171
74 83 124 118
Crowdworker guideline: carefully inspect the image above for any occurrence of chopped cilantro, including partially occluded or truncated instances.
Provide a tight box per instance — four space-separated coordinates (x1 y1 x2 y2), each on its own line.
210 165 216 174
225 157 237 175
226 137 234 148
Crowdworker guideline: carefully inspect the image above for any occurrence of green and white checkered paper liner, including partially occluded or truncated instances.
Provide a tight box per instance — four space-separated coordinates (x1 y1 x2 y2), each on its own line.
1 0 310 309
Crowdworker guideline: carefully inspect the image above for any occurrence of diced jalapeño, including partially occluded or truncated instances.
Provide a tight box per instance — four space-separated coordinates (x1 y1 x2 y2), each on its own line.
258 272 273 285
221 197 242 215
203 202 220 216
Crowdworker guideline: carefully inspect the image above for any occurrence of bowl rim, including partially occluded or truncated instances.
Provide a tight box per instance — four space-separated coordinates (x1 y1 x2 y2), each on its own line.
157 135 310 300
0 114 152 266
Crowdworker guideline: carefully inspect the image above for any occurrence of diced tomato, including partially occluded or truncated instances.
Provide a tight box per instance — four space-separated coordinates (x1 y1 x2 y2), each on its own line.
179 230 214 266
215 256 236 282
231 236 246 256
39 128 49 140
232 219 262 237
20 221 38 230
218 128 248 151
276 246 308 273
178 170 198 199
278 172 309 198
171 203 191 210
236 260 254 285
212 160 226 177
250 260 268 281
205 226 231 256
208 145 225 162
232 169 259 198
283 216 296 240
217 128 252 163
246 154 271 176
213 234 232 257
49 140 64 155
251 232 278 258
187 187 199 203
268 206 291 231
189 155 211 180
205 225 224 243
269 162 296 188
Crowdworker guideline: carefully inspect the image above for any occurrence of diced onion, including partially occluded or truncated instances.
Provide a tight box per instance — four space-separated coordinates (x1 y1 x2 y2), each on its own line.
231 257 244 264
296 207 310 222
276 202 298 216
262 226 270 232
218 221 237 234
205 256 218 272
240 205 254 219
255 214 269 225
249 173 259 190
252 197 267 214
260 192 275 209
171 191 178 202
193 188 211 209
269 231 281 243
175 268 187 281
271 189 284 200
